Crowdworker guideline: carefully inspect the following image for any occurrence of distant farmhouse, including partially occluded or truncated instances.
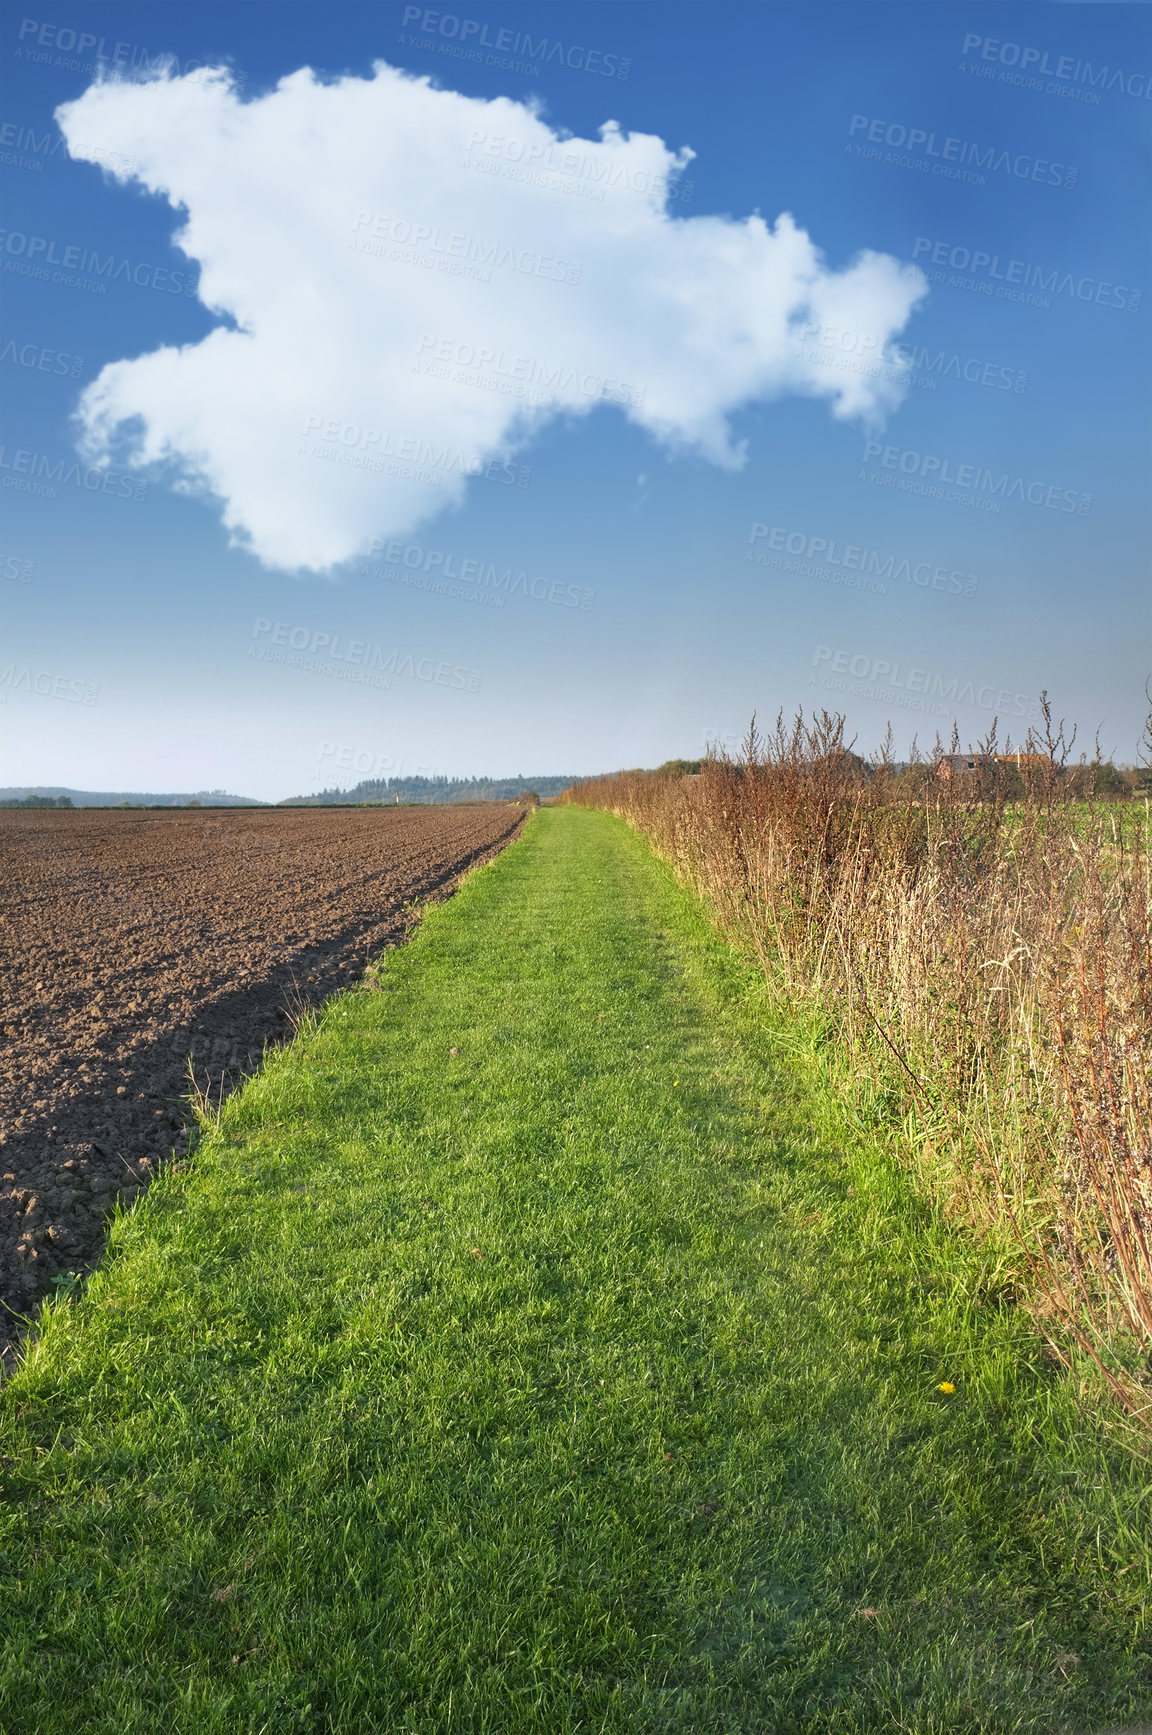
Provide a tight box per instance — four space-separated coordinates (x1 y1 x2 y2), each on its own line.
937 751 1052 779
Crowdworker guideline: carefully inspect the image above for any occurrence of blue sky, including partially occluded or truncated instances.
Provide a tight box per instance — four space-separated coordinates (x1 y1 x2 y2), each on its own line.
1 1 1148 799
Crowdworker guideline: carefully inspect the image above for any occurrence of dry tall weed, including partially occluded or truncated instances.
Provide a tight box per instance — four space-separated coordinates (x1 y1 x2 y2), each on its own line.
565 698 1152 1417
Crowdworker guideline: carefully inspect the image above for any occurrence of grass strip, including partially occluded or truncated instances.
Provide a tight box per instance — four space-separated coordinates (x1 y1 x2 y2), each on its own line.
1 806 1150 1733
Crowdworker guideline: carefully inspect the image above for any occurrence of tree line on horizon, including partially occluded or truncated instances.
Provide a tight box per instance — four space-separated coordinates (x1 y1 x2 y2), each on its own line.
280 773 578 806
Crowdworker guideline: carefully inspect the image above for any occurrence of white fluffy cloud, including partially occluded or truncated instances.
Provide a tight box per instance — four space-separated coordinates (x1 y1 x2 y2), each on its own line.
56 63 926 573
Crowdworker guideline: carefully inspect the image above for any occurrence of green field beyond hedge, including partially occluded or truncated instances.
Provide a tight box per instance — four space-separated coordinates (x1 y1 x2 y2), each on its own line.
2 808 1149 1733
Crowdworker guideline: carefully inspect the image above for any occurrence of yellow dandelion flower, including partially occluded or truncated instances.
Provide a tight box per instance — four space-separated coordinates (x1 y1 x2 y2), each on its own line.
937 1381 955 1394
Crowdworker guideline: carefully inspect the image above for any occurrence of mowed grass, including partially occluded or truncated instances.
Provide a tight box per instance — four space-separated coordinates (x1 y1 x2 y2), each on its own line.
2 807 1150 1734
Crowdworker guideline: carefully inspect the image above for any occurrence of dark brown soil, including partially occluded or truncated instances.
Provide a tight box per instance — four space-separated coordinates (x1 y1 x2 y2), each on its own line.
0 803 524 1358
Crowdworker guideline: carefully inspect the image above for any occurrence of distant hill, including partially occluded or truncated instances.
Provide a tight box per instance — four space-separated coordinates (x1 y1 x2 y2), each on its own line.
0 787 262 807
281 774 578 806
1 776 583 809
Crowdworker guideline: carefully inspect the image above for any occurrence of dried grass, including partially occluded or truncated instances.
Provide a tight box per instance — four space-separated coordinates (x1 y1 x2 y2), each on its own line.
564 698 1152 1417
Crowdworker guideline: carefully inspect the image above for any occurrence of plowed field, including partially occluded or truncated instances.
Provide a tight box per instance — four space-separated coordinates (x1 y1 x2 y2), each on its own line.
0 803 524 1353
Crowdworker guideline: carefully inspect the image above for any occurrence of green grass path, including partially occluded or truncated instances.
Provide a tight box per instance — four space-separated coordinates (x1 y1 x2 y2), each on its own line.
2 807 1149 1733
